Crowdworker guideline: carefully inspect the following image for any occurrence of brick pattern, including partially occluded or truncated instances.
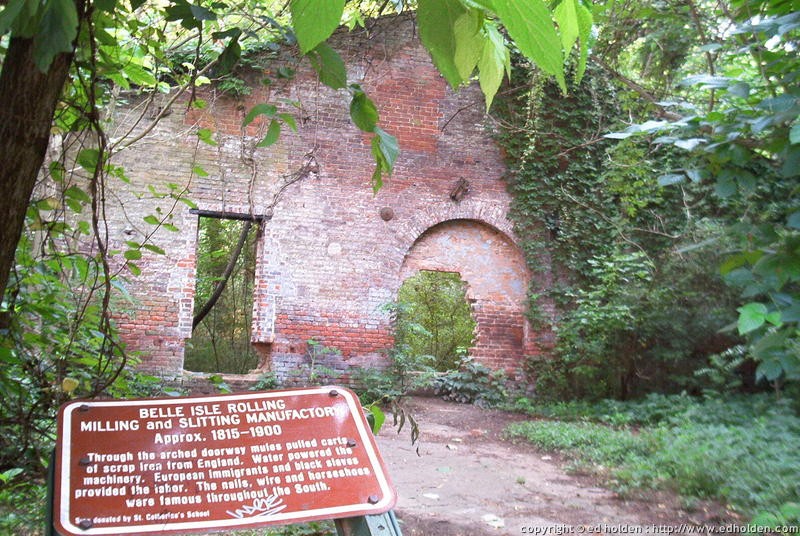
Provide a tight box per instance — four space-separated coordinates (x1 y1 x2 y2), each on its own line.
101 14 553 383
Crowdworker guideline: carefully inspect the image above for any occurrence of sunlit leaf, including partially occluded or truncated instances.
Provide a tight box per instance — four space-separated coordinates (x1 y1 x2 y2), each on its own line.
290 0 345 54
492 0 565 91
417 0 469 88
197 128 217 146
453 10 483 81
143 244 166 255
77 149 101 174
124 249 142 261
477 21 509 109
737 302 768 335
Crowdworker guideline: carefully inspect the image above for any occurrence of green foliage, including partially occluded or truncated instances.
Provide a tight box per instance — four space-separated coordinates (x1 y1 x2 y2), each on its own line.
694 345 748 393
216 75 253 98
185 218 259 374
554 251 654 399
303 338 342 385
0 209 182 529
602 0 800 391
0 0 79 72
0 470 46 536
505 420 649 466
433 357 508 407
1 232 120 475
249 371 280 391
290 0 345 54
352 345 437 406
392 271 476 371
506 394 800 518
416 0 590 103
497 59 741 399
751 502 800 532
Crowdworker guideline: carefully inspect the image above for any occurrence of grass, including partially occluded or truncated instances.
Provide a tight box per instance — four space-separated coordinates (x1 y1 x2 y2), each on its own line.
505 393 800 524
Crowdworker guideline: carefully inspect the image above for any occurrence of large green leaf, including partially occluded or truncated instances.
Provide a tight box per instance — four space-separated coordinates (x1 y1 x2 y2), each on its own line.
122 63 156 87
370 127 399 191
308 42 347 90
0 0 27 36
476 21 509 109
574 1 593 82
242 104 277 127
33 0 79 72
791 122 800 145
417 0 469 88
77 149 101 174
214 28 242 76
165 0 215 30
554 0 579 57
256 120 281 148
737 302 768 334
453 10 483 81
350 89 379 133
290 0 345 54
492 0 565 91
0 0 40 38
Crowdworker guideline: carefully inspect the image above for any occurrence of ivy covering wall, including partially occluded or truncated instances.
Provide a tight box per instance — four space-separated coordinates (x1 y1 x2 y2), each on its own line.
495 63 740 400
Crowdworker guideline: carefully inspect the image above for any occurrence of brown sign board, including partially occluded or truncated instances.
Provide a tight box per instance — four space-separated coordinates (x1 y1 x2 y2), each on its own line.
54 386 396 535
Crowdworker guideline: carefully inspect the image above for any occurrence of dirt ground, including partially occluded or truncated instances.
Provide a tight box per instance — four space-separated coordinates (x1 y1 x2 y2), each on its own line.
375 397 736 536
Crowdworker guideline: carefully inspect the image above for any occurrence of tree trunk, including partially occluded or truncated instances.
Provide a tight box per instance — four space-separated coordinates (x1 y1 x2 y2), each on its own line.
0 36 77 298
192 220 253 330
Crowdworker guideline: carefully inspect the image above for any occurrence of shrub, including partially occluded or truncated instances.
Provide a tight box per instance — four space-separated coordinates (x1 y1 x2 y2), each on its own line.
434 358 507 407
392 271 476 372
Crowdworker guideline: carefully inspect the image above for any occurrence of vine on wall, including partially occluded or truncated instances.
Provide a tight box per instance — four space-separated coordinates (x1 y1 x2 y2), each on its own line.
495 62 739 400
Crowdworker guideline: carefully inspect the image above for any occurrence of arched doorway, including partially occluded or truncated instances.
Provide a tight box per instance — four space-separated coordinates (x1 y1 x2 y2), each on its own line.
400 219 533 371
394 270 477 371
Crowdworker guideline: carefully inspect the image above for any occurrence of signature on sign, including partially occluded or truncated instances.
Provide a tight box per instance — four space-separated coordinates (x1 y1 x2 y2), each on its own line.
226 493 287 519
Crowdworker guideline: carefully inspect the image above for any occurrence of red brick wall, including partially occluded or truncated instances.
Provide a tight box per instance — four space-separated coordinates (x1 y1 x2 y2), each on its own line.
104 14 553 382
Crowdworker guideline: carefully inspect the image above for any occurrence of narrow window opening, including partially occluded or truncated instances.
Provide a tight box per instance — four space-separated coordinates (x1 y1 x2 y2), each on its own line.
394 270 476 371
184 215 260 374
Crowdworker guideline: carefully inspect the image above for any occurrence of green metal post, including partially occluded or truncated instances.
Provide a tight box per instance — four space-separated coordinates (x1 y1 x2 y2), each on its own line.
46 449 60 536
335 511 403 536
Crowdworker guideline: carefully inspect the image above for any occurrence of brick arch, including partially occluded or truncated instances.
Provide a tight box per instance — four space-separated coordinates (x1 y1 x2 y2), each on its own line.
398 218 535 372
393 199 517 250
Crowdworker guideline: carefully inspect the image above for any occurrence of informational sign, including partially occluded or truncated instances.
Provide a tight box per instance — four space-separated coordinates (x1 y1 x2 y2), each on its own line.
53 386 396 535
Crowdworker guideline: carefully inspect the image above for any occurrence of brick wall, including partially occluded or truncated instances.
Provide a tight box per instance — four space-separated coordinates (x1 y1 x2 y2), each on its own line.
104 14 553 384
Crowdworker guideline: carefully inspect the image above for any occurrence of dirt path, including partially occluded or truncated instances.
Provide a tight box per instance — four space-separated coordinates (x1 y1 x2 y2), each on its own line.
375 398 729 536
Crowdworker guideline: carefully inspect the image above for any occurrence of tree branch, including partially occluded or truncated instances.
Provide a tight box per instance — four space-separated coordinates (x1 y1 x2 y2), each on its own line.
193 219 253 330
592 55 682 121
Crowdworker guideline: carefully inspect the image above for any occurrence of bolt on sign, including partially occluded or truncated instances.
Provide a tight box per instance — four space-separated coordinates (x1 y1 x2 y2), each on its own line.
53 386 396 535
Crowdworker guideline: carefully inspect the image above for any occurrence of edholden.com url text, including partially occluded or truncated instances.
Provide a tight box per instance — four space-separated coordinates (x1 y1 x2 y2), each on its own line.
521 525 799 535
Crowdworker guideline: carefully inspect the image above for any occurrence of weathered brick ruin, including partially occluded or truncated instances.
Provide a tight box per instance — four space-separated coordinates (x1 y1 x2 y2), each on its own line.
108 15 553 384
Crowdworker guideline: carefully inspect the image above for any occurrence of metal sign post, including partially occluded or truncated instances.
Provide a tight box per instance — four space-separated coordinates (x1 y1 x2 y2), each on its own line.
50 386 399 536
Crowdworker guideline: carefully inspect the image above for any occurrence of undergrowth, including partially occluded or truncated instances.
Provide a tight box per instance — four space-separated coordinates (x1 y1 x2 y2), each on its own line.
505 394 800 523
